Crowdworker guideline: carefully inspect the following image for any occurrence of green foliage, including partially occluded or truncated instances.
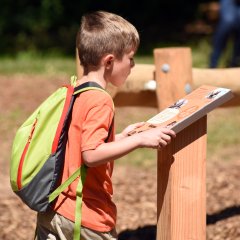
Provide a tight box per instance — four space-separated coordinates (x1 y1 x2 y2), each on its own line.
0 1 210 55
191 37 212 67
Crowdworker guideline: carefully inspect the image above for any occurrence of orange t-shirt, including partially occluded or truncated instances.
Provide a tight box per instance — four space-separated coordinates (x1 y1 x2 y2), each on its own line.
53 89 116 232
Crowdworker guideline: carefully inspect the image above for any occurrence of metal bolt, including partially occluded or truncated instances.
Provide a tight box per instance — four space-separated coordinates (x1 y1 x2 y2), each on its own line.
184 83 192 94
161 63 170 73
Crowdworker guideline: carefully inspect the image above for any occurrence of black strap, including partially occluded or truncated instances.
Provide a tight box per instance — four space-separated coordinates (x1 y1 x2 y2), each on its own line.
74 81 104 93
105 117 114 143
73 81 114 143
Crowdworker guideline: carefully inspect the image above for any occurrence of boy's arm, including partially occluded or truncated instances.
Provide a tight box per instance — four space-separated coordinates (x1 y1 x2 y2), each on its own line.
82 127 176 167
115 122 145 141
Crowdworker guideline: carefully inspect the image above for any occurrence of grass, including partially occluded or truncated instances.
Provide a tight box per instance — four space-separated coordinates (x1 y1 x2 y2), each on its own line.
115 107 158 167
114 106 240 167
207 107 240 157
0 54 75 76
0 35 234 75
0 36 231 75
0 54 155 76
0 37 229 76
1 38 239 168
191 38 212 68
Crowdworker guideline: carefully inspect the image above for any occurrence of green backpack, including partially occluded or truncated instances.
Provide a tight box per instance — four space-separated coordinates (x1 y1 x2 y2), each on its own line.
10 76 112 239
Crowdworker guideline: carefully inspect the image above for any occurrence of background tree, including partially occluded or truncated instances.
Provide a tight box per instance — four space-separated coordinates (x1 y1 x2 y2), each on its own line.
0 0 213 55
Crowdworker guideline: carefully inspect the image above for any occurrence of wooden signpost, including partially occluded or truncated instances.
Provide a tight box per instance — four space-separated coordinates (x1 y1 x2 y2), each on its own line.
129 48 233 240
129 83 233 239
153 48 233 240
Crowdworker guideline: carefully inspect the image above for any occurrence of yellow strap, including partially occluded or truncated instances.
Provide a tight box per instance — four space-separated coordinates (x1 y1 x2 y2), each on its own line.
73 165 88 240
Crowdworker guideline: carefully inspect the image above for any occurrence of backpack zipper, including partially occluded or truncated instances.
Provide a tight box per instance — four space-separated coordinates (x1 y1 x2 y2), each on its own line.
17 118 38 190
51 86 74 153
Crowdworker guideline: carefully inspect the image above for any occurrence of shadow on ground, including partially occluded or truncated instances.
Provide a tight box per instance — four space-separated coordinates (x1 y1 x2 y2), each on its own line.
118 225 156 240
118 205 240 240
207 205 240 225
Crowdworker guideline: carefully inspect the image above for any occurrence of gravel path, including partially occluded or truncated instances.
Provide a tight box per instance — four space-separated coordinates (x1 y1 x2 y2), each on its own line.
1 158 239 240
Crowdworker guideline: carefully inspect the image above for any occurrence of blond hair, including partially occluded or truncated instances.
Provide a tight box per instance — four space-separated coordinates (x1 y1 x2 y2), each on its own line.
76 11 139 69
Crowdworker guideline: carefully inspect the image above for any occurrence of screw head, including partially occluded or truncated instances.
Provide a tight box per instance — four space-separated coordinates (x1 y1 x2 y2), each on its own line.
185 83 192 94
161 63 170 73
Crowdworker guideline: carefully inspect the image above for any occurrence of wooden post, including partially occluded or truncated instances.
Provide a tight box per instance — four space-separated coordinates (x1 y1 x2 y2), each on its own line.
154 48 193 110
154 48 206 240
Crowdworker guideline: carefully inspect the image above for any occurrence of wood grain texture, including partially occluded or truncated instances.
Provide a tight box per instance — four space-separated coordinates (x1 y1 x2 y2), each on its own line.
155 48 206 240
154 47 193 110
157 117 207 240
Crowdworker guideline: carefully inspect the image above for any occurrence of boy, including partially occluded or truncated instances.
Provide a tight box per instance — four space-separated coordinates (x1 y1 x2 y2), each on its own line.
35 11 175 240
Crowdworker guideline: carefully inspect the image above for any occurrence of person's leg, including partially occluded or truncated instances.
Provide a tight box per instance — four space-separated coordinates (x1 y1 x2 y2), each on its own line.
81 226 118 240
35 210 118 240
35 224 60 240
229 4 240 66
210 0 236 67
35 210 74 240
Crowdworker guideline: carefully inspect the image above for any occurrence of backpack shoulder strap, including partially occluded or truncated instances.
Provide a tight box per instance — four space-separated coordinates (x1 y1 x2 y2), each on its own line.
73 81 114 143
73 81 105 95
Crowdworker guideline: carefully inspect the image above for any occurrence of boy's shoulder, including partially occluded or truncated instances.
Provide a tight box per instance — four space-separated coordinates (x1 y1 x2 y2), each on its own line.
76 88 114 109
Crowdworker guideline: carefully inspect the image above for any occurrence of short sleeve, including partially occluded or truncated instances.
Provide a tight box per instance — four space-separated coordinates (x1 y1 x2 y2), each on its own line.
81 96 114 151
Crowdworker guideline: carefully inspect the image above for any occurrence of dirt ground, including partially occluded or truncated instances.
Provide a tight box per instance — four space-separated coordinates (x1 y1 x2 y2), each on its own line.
0 75 239 240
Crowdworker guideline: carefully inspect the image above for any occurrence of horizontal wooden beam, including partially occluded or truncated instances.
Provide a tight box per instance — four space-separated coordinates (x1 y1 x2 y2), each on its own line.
112 64 240 107
193 68 240 107
76 49 239 107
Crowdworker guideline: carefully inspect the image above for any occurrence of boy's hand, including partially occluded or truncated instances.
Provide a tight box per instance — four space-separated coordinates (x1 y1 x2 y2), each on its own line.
138 127 176 149
118 122 145 139
83 125 175 167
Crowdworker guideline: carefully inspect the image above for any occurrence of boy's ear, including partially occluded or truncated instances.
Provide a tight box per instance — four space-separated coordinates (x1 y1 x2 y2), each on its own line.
102 54 115 69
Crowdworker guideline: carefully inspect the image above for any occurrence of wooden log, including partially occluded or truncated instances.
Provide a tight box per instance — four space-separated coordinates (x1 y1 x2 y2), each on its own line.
113 64 240 107
155 48 206 240
76 49 240 107
120 64 155 92
113 90 157 107
193 68 240 106
193 68 240 90
121 64 240 97
105 64 156 98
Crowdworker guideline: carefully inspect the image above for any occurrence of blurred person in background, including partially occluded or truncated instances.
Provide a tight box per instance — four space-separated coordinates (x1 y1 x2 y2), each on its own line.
209 0 240 68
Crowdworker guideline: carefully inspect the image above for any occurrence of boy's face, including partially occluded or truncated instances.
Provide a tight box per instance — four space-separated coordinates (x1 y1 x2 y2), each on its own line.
109 50 135 87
